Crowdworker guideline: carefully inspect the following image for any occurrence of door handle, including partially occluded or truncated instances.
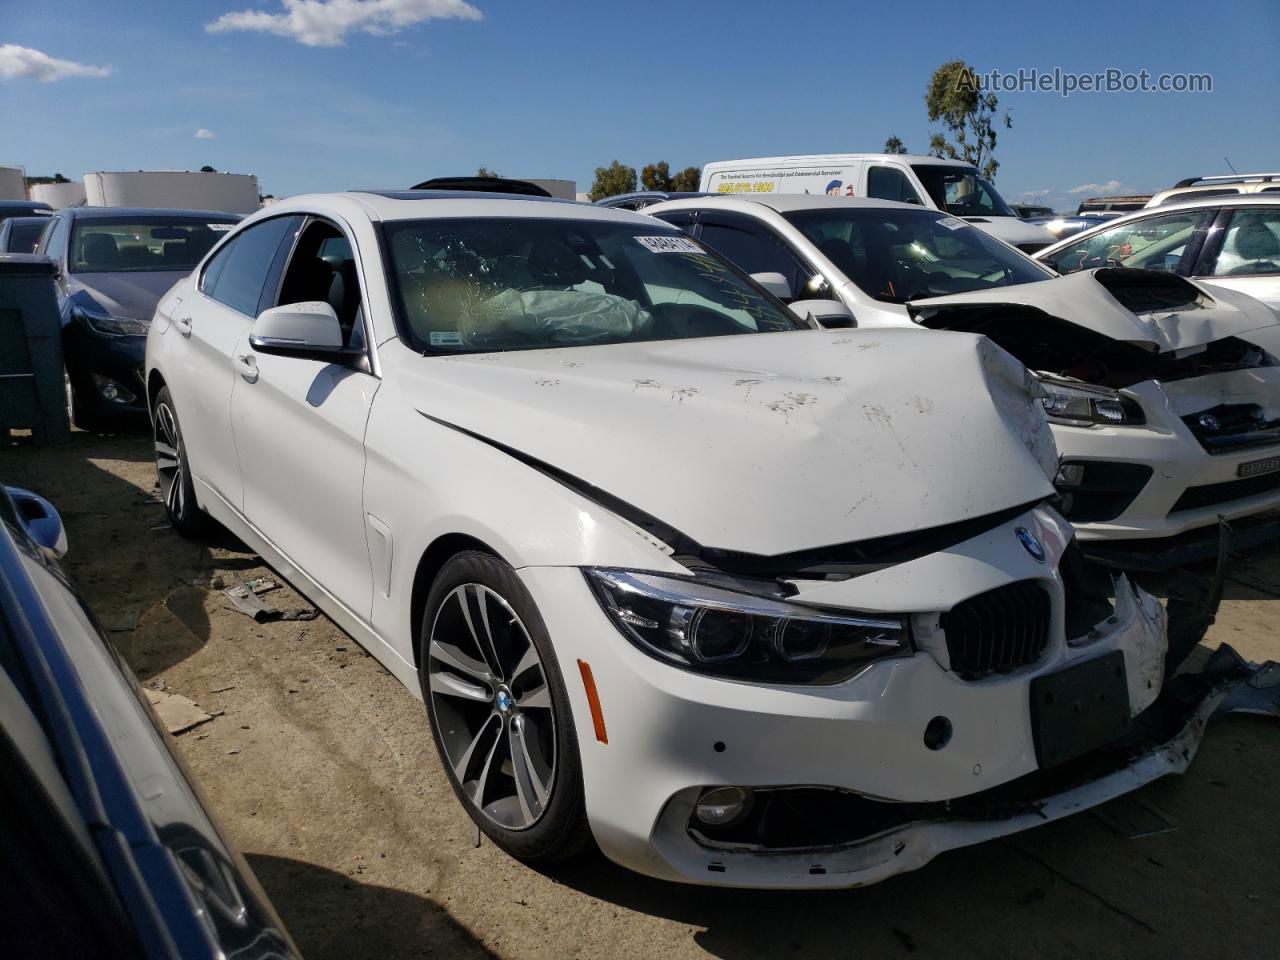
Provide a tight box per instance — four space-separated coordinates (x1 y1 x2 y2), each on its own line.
174 315 192 337
233 353 259 383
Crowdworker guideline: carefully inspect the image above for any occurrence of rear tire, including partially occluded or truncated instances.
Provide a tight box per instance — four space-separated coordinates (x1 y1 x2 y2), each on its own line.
152 386 209 538
419 550 590 863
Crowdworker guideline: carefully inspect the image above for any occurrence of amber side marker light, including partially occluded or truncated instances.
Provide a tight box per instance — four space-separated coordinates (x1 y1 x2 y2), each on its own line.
577 659 608 744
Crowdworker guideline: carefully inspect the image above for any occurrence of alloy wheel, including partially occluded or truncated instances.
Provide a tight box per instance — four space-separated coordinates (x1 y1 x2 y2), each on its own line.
153 401 186 522
428 583 556 830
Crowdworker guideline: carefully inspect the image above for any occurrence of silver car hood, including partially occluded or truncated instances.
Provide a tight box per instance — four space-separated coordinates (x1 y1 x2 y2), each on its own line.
910 268 1280 353
68 271 187 322
400 329 1056 557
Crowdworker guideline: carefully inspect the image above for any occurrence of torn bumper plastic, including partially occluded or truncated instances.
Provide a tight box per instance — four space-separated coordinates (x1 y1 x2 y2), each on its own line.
645 644 1277 889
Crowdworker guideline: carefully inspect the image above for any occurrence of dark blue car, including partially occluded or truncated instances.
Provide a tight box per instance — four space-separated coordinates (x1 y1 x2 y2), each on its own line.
0 485 299 957
33 207 240 428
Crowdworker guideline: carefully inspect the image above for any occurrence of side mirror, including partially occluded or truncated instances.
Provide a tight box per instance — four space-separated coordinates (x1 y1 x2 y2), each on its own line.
249 302 353 359
5 486 68 557
790 299 857 329
750 271 793 302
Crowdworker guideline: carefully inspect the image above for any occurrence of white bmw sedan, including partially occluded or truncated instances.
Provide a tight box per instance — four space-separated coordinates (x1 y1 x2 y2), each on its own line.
147 190 1200 889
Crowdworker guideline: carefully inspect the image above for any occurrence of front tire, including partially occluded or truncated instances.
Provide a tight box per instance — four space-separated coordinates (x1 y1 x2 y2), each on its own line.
152 386 209 538
419 550 589 863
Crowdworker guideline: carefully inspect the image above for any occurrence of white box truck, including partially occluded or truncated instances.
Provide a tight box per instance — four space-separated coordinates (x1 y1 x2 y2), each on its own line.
84 170 261 214
700 154 1053 252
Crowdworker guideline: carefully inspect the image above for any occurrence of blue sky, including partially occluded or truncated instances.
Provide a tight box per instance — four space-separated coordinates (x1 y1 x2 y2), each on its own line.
2 0 1277 210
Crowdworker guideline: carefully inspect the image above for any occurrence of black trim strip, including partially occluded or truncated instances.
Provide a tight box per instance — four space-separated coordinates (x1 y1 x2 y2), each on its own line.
416 409 1046 581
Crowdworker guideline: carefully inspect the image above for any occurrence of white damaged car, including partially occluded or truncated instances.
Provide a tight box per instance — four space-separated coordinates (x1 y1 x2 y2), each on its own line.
646 195 1280 567
145 190 1261 889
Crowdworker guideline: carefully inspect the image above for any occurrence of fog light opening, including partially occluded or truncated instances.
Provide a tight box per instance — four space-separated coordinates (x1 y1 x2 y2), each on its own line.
694 786 752 827
91 374 136 404
923 716 953 751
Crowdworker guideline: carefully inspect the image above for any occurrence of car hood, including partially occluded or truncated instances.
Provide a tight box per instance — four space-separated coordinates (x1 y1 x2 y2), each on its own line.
909 268 1280 353
398 329 1057 557
960 216 1054 246
68 271 187 321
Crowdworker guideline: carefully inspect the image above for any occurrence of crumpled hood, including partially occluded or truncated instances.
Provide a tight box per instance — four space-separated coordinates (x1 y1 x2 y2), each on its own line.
68 271 186 321
910 268 1280 353
398 329 1057 557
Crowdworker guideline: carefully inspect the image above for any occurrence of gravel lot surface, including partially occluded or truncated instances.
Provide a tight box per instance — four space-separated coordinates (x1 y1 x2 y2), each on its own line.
3 429 1278 960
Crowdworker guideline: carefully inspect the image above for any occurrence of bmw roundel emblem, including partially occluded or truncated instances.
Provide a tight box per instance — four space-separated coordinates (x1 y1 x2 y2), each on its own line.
1016 526 1046 563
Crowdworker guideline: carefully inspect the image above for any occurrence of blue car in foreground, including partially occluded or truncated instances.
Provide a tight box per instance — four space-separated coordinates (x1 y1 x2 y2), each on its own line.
0 485 299 958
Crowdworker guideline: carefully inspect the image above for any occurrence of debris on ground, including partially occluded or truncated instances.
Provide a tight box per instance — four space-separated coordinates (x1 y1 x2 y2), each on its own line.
145 688 220 735
102 606 142 632
224 573 318 622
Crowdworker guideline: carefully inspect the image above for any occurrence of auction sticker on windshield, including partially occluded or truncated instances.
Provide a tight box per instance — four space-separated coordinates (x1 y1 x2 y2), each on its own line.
936 217 969 231
636 236 703 254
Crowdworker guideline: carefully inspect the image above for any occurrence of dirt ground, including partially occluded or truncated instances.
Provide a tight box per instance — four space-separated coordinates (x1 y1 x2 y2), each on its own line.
3 427 1279 960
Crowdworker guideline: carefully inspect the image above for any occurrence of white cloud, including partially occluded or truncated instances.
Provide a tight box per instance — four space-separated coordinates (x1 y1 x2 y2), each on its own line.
0 43 111 82
206 0 482 47
1068 179 1125 195
195 128 216 139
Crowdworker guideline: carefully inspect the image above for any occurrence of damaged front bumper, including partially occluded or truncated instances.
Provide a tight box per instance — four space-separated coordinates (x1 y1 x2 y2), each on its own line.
525 504 1270 890
644 644 1274 889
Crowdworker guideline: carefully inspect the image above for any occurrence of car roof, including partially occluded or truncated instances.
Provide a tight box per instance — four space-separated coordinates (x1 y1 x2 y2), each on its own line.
261 190 668 226
705 153 972 168
597 191 717 204
63 207 242 220
645 194 926 215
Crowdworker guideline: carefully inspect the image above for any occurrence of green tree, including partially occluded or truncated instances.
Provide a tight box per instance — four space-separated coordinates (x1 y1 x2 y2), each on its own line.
199 165 217 173
924 60 1010 179
590 160 637 201
883 136 907 154
640 161 671 191
477 167 499 178
669 166 701 191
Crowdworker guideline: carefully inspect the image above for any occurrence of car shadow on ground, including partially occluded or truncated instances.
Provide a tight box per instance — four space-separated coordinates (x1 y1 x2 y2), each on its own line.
247 854 497 960
0 424 230 678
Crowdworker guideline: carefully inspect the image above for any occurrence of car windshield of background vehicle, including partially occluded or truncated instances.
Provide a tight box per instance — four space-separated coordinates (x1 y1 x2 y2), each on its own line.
383 218 804 354
911 165 1018 217
784 207 1051 303
69 217 238 274
1042 210 1213 275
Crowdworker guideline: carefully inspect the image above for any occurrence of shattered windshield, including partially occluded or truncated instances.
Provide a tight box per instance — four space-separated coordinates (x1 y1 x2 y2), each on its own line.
784 207 1052 303
383 217 803 354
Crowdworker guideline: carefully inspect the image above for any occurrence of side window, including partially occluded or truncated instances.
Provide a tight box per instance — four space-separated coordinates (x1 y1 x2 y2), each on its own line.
274 219 365 348
1208 210 1280 277
204 217 299 317
1042 211 1211 275
866 167 922 205
698 219 820 300
37 218 66 263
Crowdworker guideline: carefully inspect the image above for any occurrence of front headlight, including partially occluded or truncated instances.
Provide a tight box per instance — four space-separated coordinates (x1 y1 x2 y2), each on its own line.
585 569 912 684
1038 375 1145 427
73 305 150 337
